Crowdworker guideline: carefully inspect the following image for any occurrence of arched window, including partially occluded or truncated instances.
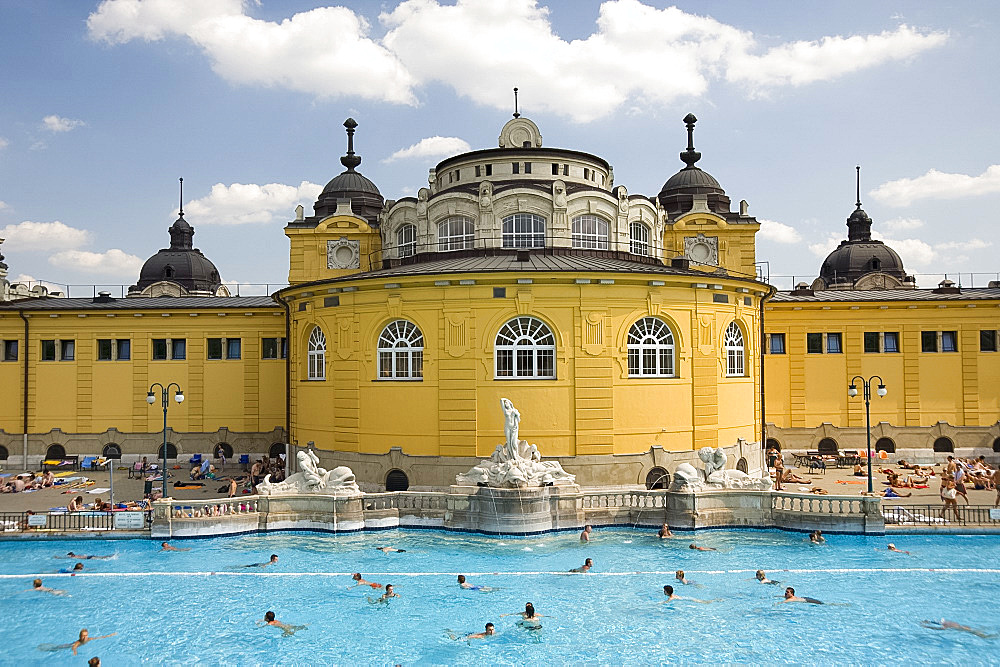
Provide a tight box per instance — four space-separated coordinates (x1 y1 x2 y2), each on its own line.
163 265 175 278
268 442 286 458
818 438 838 454
158 442 177 459
495 316 556 379
397 224 416 257
645 467 669 489
627 317 675 377
993 437 1000 453
385 469 410 491
437 216 474 251
45 444 66 461
215 442 234 459
571 215 609 250
724 322 745 377
933 437 953 453
307 326 326 380
630 222 650 256
0 445 9 461
766 438 782 451
378 320 424 379
875 437 895 453
502 213 545 249
102 443 122 460
736 457 749 474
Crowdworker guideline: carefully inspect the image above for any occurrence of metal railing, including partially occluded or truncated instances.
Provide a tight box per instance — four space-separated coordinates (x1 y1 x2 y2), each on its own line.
882 504 1000 527
0 510 151 532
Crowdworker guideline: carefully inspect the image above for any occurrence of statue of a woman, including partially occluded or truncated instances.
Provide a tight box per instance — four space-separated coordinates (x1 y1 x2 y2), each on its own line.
500 398 520 462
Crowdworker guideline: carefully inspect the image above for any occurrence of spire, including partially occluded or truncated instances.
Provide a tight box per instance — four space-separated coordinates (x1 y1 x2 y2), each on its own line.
513 87 520 118
340 118 362 172
846 165 873 242
179 177 184 217
855 165 861 209
169 177 194 250
679 113 701 168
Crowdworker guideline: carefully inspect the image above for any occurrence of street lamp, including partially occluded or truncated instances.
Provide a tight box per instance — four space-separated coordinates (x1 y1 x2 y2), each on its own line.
848 375 886 494
147 383 184 498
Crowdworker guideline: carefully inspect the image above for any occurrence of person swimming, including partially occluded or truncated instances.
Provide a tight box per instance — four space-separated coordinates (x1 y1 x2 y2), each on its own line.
160 542 190 552
675 570 694 585
887 543 911 555
29 578 66 596
755 570 780 585
809 530 825 544
38 629 117 656
781 586 822 604
244 554 279 568
689 543 716 551
375 546 406 553
501 602 545 630
58 563 84 574
447 623 496 640
56 552 113 560
921 619 997 639
662 585 711 604
580 525 592 542
657 524 674 538
261 611 306 636
457 574 496 592
352 573 383 589
569 558 593 573
369 583 400 604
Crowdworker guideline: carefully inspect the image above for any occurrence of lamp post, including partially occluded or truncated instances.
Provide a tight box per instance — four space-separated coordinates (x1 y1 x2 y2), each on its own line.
848 375 886 494
147 383 184 498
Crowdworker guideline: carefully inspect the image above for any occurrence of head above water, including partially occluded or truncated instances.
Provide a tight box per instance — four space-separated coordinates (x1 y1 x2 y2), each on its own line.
79 629 89 640
33 578 42 588
664 585 674 595
755 570 766 580
264 611 275 622
785 587 795 597
676 570 684 578
584 558 593 566
352 573 362 581
485 623 495 634
73 563 84 571
385 584 394 592
525 602 535 616
270 554 278 562
457 575 466 583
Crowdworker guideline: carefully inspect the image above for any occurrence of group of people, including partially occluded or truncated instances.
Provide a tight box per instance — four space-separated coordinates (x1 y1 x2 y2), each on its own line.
249 455 286 491
1 470 55 493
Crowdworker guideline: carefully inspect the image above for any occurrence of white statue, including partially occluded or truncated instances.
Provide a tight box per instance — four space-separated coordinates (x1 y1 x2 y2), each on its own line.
257 449 361 496
456 398 575 488
669 446 771 491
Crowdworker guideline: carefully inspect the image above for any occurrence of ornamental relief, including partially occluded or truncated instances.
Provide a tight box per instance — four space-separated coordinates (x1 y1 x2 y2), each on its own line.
327 237 360 269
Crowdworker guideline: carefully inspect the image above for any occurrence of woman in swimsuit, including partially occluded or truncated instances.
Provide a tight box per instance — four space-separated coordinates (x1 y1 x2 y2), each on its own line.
501 602 545 629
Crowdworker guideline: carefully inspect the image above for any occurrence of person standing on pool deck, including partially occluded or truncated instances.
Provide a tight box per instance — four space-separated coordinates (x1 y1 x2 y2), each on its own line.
501 602 545 629
245 554 279 568
580 525 592 542
71 629 117 656
569 558 593 573
781 587 822 604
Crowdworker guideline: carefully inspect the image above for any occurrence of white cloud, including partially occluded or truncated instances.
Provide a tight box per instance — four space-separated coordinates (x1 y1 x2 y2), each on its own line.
808 233 843 258
870 165 1000 205
936 238 991 252
48 249 143 278
0 201 8 211
881 217 924 233
0 220 92 251
0 137 8 150
42 115 86 133
87 0 948 123
183 181 323 225
383 136 471 163
757 218 801 244
877 236 935 267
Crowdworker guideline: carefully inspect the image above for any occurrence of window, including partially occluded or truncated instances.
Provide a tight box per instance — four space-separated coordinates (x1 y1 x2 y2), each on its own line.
227 338 241 359
502 213 545 249
397 224 416 258
171 339 186 360
98 339 113 361
495 316 555 379
563 164 569 176
524 162 531 174
2 340 18 361
152 339 168 360
864 332 880 353
826 333 842 354
485 164 492 176
308 326 326 380
552 163 559 175
627 317 675 377
630 222 650 256
60 340 74 361
883 332 899 353
941 331 957 352
377 320 424 380
262 337 287 359
437 216 475 251
512 162 520 174
475 165 481 177
571 215 610 250
807 333 823 354
152 338 185 360
921 331 937 352
724 322 745 377
207 338 223 360
116 339 130 360
41 340 56 361
981 330 998 352
767 333 785 354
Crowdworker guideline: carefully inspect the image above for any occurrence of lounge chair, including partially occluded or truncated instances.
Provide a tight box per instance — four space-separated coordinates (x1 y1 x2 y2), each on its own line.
189 454 202 465
127 461 144 479
80 456 98 470
806 457 827 474
239 454 250 471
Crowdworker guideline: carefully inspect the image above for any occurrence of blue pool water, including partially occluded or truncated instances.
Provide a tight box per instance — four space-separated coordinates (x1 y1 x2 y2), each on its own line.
1 529 998 664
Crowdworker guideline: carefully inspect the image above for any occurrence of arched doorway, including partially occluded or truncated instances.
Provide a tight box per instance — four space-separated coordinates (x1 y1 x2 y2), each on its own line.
215 442 233 459
933 437 953 453
45 444 66 460
269 442 286 458
875 438 895 453
645 467 670 489
158 442 177 459
817 438 838 455
992 437 1000 453
765 438 781 451
102 443 122 459
0 445 8 461
385 469 409 491
736 457 749 474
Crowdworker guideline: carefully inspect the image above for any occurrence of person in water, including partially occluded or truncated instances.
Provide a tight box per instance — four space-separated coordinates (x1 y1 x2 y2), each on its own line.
657 524 674 538
351 573 382 589
57 552 112 560
809 530 825 544
689 543 716 551
244 554 279 568
920 619 997 639
569 558 593 573
457 574 495 592
375 546 406 553
369 583 400 604
675 570 694 585
501 602 545 629
887 543 911 555
160 542 190 552
58 562 84 574
30 578 66 596
580 525 592 542
662 585 711 604
781 586 822 604
69 629 116 656
261 611 306 636
755 570 780 585
447 623 496 640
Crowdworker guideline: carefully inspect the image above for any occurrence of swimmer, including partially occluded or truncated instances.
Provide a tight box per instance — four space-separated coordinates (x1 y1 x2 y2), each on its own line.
920 619 997 639
244 554 279 568
675 570 694 585
160 542 190 552
351 573 383 589
260 611 306 637
781 586 822 604
501 602 545 629
569 558 593 573
447 623 496 640
457 574 496 592
689 543 716 551
580 525 592 542
58 563 84 574
809 530 825 544
29 578 66 596
657 524 674 538
375 546 406 553
755 570 780 585
88 658 100 667
59 629 116 656
369 583 400 604
662 585 711 604
56 552 113 560
887 543 910 555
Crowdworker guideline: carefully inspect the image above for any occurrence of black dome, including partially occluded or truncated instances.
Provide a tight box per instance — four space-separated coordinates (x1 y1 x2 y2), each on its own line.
657 114 731 216
820 241 907 286
312 118 384 223
133 215 223 293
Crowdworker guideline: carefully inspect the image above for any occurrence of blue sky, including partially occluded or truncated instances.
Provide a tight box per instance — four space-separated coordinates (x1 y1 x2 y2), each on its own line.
1 0 998 294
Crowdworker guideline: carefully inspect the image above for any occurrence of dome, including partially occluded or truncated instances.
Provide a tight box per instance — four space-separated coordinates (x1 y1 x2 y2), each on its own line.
660 166 724 194
657 114 731 216
133 214 223 294
819 240 907 286
312 118 384 223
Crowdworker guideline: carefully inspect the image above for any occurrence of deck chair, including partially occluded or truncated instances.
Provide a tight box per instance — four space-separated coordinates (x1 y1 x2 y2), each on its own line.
127 461 144 479
80 456 97 470
806 457 827 474
239 454 250 471
189 453 202 465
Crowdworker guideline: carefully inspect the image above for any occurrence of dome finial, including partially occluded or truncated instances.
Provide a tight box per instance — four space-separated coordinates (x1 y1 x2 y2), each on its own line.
680 113 701 168
340 118 362 172
513 87 520 118
855 165 862 209
178 177 184 217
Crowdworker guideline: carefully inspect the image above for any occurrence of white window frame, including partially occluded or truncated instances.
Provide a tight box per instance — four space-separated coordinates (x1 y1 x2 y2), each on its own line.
630 221 650 256
724 321 745 377
397 224 416 258
437 216 474 251
571 215 610 250
377 320 424 380
502 213 545 249
495 316 556 379
307 326 326 380
627 317 675 377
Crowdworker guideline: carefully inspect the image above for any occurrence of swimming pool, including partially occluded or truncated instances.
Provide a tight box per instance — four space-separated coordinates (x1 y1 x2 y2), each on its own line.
2 529 998 664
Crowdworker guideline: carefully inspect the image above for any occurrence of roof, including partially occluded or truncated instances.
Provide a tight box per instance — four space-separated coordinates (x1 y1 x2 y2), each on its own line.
770 288 1000 303
0 296 280 311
